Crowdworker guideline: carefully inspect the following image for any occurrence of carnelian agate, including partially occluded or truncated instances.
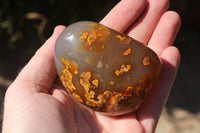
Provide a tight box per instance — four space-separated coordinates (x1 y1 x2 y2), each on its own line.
54 21 161 115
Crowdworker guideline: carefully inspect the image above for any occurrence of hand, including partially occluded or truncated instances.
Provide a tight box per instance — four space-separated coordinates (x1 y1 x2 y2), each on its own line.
2 0 181 132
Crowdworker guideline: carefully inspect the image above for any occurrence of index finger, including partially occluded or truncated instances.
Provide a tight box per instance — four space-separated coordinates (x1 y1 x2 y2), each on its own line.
100 0 146 32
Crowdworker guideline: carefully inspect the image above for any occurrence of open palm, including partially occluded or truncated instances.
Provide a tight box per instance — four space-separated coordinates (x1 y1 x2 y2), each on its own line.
3 0 181 132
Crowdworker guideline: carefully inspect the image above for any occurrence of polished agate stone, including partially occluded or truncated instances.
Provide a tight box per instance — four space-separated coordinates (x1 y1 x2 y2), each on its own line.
54 21 161 115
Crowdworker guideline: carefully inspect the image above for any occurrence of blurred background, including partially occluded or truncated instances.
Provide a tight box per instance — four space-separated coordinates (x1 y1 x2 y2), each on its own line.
0 0 199 132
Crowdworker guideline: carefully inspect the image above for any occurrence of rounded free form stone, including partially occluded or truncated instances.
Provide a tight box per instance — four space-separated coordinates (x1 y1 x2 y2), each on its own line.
54 21 162 116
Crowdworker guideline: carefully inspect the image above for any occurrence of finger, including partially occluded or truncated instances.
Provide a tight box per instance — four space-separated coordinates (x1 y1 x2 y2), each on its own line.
50 77 68 100
137 46 181 132
127 0 169 44
148 11 181 56
50 86 72 107
100 0 146 32
96 112 143 133
10 25 66 94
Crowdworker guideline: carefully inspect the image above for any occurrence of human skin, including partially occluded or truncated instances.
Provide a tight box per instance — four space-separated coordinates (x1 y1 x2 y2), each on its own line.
2 0 181 133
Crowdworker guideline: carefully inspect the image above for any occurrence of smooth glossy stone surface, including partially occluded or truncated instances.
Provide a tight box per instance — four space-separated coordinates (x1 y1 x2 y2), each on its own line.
54 21 161 115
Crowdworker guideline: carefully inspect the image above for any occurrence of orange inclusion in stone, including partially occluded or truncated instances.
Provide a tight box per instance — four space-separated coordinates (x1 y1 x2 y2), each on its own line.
79 23 110 53
80 72 91 91
109 81 114 85
143 56 150 66
116 34 131 44
105 90 133 112
60 58 77 92
123 48 132 56
116 35 126 42
115 64 131 76
80 71 112 108
92 79 99 88
60 58 79 75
